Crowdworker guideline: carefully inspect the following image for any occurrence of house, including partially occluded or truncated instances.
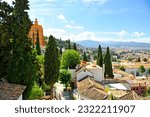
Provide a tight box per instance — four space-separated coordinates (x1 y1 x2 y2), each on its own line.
102 79 131 91
76 62 104 82
118 91 140 100
77 77 108 100
0 82 26 100
121 62 150 76
131 83 147 96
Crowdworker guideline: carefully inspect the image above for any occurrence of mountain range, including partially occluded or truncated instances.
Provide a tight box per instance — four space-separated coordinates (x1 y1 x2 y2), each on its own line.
75 40 150 49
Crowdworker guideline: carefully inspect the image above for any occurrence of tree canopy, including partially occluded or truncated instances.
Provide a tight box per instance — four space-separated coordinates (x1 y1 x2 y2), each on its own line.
61 50 80 69
59 69 71 89
104 47 114 78
44 35 60 99
97 45 103 67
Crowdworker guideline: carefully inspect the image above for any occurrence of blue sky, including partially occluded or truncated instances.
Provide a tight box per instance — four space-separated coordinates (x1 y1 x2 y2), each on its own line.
3 0 150 42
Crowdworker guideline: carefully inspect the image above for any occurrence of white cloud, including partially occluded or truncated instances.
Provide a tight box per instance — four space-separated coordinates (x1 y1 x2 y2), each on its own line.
132 32 144 38
65 25 73 29
82 0 108 4
44 28 150 43
57 14 66 21
117 30 128 38
65 25 84 29
76 26 84 29
44 28 67 38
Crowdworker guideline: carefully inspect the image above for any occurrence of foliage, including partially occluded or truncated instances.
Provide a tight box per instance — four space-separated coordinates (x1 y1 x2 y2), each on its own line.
83 51 88 61
36 29 41 55
67 39 71 49
0 1 13 79
143 58 147 62
28 83 44 100
148 68 150 74
44 35 60 99
73 43 77 51
61 50 80 69
42 82 50 95
128 57 134 62
97 45 103 67
59 69 71 89
136 57 141 62
59 47 63 55
139 65 145 74
119 66 125 71
104 47 114 78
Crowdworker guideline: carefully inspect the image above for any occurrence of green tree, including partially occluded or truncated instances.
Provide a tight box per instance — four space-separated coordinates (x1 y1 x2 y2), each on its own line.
0 1 13 80
36 29 41 55
136 57 141 62
83 51 88 61
143 58 147 62
59 69 71 89
148 68 150 74
73 43 77 51
28 83 44 100
67 39 71 49
0 0 39 99
97 45 103 67
119 66 125 71
60 46 63 55
61 50 80 69
32 32 35 48
139 65 145 74
44 35 60 99
104 47 114 78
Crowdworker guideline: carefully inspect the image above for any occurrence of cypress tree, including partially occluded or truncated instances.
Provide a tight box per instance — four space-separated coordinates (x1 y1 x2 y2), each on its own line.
83 51 87 61
73 43 77 51
6 0 38 100
60 46 63 55
97 45 103 67
36 29 41 55
0 1 13 80
104 47 114 78
44 35 60 99
68 39 71 49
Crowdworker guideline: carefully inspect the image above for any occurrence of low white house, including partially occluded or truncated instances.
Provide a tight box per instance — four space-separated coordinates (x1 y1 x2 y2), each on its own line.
76 62 104 82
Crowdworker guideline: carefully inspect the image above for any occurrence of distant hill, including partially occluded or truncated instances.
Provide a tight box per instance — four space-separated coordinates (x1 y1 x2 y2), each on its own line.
75 40 150 49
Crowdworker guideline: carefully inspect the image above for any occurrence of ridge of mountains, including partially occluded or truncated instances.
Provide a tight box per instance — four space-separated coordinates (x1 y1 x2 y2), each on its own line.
75 40 150 49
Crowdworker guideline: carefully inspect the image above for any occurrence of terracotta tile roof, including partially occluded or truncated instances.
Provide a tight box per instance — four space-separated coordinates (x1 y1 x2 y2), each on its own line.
110 90 128 98
77 77 108 100
113 69 135 79
118 91 140 100
0 82 26 100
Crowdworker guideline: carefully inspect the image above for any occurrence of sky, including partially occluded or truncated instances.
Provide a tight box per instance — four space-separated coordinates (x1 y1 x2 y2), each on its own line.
3 0 150 43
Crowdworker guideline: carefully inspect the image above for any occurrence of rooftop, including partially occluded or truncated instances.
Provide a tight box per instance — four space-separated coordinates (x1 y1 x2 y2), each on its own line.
77 77 108 100
118 91 140 100
0 82 26 100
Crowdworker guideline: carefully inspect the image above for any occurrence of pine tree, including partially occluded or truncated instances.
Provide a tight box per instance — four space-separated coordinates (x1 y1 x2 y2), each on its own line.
6 0 38 99
97 45 103 67
83 51 87 61
44 35 60 99
0 1 13 80
68 39 71 49
104 47 114 78
36 29 41 55
73 43 77 51
60 46 63 55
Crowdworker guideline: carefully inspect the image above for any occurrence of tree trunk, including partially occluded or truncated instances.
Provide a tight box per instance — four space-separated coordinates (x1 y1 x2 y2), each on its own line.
50 83 54 100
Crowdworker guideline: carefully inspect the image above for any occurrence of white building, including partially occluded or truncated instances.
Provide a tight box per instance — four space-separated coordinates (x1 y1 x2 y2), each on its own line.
76 62 105 82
